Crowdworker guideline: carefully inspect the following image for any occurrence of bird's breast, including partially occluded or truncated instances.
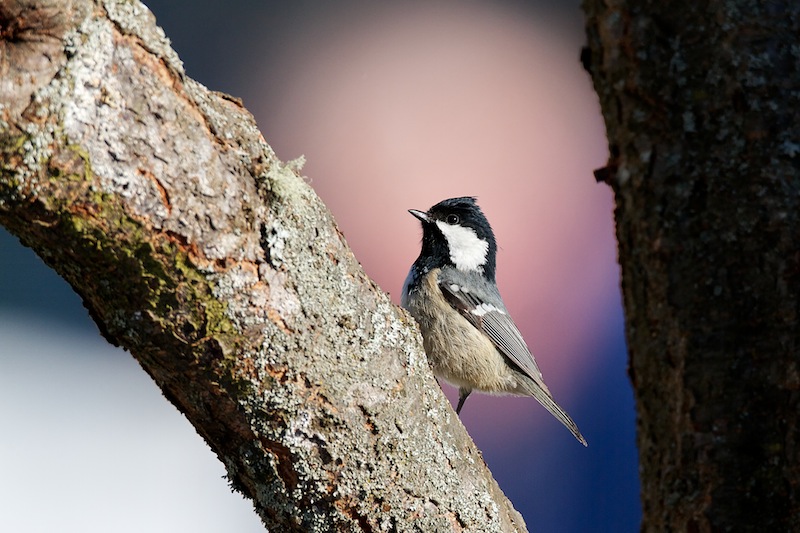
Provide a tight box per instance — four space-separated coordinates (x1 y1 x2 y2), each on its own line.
405 268 517 393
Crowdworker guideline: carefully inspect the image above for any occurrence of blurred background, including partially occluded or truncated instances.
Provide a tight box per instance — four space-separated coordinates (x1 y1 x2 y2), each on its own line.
0 0 639 531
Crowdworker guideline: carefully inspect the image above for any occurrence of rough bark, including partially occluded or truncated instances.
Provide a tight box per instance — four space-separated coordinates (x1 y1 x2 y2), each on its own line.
583 0 800 530
0 1 527 531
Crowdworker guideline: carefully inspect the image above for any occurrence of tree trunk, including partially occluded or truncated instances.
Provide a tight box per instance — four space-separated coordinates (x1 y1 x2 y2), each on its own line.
0 1 527 531
582 0 800 530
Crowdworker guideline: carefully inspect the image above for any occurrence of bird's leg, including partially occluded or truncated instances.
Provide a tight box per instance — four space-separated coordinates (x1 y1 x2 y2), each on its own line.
456 388 472 414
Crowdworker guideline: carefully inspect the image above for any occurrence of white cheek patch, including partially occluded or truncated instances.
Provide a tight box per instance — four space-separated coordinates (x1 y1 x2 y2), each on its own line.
471 303 505 317
435 221 489 272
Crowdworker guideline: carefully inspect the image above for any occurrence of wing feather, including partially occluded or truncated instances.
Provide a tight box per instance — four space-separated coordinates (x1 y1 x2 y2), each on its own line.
439 279 545 387
437 272 588 446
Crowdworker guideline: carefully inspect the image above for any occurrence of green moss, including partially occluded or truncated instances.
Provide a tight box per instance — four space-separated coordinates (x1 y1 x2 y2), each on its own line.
0 173 21 198
4 139 254 407
0 135 27 198
65 144 94 181
48 168 240 344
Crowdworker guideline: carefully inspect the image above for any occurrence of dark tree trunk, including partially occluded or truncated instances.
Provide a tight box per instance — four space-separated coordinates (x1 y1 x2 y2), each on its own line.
582 1 800 530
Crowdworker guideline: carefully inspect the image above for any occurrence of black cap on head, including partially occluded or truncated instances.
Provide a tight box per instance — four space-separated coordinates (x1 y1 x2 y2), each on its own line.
410 197 497 280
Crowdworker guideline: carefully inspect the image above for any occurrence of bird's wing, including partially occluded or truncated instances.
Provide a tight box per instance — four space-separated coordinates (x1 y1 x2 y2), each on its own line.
438 269 588 446
437 274 546 389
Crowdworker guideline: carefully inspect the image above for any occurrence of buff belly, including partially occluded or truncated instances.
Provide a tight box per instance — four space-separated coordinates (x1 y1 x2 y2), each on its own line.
406 268 519 394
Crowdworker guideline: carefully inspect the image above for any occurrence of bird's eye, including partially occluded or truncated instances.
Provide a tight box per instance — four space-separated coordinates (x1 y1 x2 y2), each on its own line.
446 214 460 225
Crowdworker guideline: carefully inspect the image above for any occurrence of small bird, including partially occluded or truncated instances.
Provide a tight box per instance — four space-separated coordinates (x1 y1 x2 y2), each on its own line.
401 197 587 445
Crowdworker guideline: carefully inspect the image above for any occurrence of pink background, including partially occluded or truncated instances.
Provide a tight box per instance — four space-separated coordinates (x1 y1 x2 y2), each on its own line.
0 1 639 531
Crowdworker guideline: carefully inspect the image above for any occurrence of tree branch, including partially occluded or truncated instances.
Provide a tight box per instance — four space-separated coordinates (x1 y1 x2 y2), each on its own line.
0 1 526 530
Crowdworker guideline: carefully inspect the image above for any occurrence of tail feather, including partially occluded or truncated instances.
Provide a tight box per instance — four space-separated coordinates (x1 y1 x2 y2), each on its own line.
521 378 587 446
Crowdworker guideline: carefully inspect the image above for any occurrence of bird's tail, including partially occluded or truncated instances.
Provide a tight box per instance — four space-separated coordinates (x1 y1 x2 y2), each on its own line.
520 378 587 446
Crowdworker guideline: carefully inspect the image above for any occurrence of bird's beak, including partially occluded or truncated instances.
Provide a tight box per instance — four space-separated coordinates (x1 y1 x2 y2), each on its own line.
408 209 431 223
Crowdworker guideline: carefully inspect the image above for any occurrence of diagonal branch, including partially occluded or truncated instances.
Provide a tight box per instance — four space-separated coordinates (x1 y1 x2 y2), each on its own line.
0 1 526 531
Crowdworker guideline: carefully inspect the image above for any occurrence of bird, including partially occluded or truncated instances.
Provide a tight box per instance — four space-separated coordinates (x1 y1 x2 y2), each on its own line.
401 196 587 445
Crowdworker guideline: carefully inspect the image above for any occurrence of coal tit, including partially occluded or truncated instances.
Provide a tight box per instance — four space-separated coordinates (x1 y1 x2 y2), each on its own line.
401 197 587 446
